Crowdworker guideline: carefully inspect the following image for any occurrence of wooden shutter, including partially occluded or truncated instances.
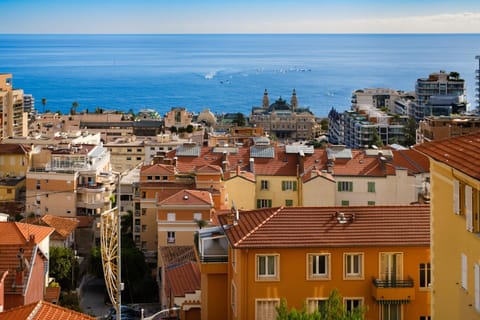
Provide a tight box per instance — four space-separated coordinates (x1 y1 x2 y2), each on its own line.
454 179 460 214
282 181 285 191
466 185 473 231
293 181 297 191
462 253 468 290
475 263 480 311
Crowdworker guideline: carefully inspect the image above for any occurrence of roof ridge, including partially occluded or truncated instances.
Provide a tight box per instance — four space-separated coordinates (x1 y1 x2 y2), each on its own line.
398 150 425 173
234 207 284 247
30 300 43 319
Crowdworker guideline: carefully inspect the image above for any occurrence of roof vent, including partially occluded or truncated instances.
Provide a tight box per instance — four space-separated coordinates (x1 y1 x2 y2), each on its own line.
183 194 189 200
333 212 355 224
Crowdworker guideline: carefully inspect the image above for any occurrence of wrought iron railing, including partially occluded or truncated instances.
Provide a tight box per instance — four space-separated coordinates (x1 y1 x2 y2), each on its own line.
372 277 414 288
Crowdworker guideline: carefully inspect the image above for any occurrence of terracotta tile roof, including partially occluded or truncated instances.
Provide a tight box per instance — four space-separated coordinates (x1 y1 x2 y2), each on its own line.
196 164 223 174
414 132 480 179
0 300 95 319
159 246 197 266
141 163 177 175
158 189 213 206
40 215 78 239
165 261 201 298
44 286 60 303
72 216 94 228
0 243 40 295
0 144 31 155
302 168 335 183
0 222 54 245
219 205 430 248
390 149 430 175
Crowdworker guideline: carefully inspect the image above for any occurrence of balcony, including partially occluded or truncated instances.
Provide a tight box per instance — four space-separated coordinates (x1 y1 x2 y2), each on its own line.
77 184 105 193
371 277 415 302
76 201 104 210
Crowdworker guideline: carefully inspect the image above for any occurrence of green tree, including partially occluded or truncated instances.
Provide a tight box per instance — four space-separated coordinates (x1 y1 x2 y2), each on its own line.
371 128 383 148
320 118 329 131
276 289 366 320
49 246 77 290
41 98 47 113
186 124 194 133
404 117 417 146
232 112 246 127
71 101 79 115
170 126 178 133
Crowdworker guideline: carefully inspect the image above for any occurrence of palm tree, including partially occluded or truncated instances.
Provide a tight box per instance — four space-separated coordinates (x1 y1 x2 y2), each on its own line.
41 98 47 113
71 101 79 115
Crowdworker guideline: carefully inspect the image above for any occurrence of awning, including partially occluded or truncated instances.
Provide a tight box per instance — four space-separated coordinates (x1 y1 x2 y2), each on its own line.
375 299 411 305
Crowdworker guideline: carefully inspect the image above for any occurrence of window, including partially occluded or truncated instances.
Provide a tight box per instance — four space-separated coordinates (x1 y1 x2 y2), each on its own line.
344 298 363 313
162 176 168 180
142 225 146 232
155 176 160 180
380 252 403 283
341 200 350 206
465 185 473 231
282 181 297 191
256 254 279 280
345 253 363 279
193 212 202 221
462 253 467 290
380 304 401 320
368 201 375 206
167 231 175 244
6 189 12 194
127 148 132 152
307 253 330 280
420 317 431 320
141 208 146 215
141 192 146 198
126 157 132 160
147 176 153 180
167 213 176 221
285 199 293 207
338 181 353 192
137 148 142 152
261 180 269 190
136 157 141 160
453 179 460 214
257 199 272 208
368 181 376 192
306 298 327 314
255 299 279 320
419 263 431 289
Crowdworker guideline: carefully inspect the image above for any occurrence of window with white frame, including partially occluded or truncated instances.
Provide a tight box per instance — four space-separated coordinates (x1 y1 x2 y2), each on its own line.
282 180 297 191
256 254 279 280
255 299 280 320
260 180 269 190
167 231 175 244
257 199 272 208
193 212 202 221
462 253 468 290
307 253 330 280
338 181 353 192
344 253 363 279
419 263 431 289
306 298 327 314
380 304 401 320
344 298 363 313
167 213 176 222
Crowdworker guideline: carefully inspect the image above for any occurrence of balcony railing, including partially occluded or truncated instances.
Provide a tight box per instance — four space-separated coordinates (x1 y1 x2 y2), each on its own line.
373 278 414 288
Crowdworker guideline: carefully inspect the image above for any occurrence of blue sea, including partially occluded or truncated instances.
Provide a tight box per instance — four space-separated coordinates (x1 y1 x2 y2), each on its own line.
1 34 479 117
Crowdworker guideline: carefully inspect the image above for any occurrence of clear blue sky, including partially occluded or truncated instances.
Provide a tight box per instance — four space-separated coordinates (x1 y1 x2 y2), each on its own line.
1 0 480 33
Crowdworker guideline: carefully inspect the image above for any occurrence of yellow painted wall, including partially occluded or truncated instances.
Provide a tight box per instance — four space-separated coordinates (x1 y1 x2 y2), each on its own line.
225 176 256 211
302 176 336 206
228 246 430 320
0 152 29 177
256 175 299 208
429 159 480 319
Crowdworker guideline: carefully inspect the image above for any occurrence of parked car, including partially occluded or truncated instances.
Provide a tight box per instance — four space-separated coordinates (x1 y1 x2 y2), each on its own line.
104 305 141 320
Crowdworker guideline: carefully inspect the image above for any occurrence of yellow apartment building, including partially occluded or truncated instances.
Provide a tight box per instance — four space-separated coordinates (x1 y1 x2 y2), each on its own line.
0 73 28 138
0 143 31 177
415 132 480 319
198 205 431 320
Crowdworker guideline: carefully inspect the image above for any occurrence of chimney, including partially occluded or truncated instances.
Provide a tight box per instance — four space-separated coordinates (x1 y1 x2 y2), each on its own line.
297 151 305 175
173 156 178 167
29 234 35 243
249 158 255 174
15 248 26 288
222 151 229 172
236 165 241 176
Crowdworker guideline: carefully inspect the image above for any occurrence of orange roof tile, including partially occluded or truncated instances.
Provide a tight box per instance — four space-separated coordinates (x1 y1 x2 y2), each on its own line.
158 189 213 206
390 149 430 175
40 215 78 239
0 222 54 245
159 246 197 266
196 164 223 174
414 132 480 179
165 261 200 298
141 163 176 175
0 300 95 320
219 205 430 248
0 243 41 295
